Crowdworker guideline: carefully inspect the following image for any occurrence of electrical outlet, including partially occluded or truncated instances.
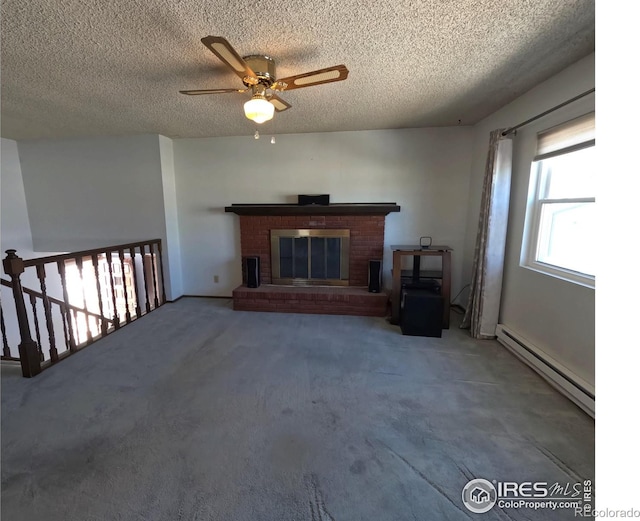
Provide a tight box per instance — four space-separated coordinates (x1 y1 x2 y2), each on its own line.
214 275 219 283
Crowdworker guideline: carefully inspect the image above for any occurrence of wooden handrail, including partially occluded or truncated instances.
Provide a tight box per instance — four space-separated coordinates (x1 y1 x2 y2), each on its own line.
0 278 113 323
22 239 163 267
2 251 41 376
2 239 166 377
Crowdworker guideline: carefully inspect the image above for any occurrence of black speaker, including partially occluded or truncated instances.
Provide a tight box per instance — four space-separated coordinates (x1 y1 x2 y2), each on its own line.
400 288 443 337
245 256 260 288
368 259 382 293
298 194 330 206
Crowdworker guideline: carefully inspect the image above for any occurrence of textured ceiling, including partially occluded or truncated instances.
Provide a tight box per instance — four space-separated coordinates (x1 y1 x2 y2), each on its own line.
0 0 594 140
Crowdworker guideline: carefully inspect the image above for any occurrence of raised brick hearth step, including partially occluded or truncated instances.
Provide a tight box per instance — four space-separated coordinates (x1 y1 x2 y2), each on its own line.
232 285 389 317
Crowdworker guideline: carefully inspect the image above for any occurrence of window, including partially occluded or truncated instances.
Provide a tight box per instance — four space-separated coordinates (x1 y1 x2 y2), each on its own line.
522 112 595 287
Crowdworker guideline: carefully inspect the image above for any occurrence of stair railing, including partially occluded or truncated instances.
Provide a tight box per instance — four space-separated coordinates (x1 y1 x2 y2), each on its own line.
1 239 166 377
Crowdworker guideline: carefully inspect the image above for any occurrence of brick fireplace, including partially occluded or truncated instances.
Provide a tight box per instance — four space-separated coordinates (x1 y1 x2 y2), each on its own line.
225 203 400 316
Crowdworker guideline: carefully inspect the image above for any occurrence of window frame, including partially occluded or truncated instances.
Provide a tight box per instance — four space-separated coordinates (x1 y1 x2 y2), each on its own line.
521 145 595 289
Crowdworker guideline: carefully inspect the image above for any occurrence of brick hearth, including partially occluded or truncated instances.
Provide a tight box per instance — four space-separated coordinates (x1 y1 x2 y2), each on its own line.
232 285 389 317
228 205 399 317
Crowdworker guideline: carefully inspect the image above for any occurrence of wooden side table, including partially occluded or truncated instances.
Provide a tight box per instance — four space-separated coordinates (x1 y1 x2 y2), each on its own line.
390 245 453 329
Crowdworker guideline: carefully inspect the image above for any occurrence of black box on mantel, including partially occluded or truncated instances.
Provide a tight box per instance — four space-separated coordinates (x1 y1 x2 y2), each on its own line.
298 194 330 206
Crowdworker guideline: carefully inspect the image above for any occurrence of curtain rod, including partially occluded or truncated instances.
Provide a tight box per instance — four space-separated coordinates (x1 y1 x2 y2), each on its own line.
501 87 595 136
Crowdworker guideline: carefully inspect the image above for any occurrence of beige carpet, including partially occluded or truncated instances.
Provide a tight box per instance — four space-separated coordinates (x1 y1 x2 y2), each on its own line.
1 298 594 520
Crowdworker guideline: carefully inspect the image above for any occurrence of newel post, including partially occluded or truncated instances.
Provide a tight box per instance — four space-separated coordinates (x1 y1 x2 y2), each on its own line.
3 250 41 377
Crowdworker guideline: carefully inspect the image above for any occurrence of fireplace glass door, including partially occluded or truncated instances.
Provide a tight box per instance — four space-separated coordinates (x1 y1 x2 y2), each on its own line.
271 229 350 286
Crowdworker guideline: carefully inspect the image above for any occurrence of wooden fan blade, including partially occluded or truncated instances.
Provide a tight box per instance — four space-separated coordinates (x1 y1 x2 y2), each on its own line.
278 65 349 90
268 94 292 112
201 36 256 80
180 88 247 95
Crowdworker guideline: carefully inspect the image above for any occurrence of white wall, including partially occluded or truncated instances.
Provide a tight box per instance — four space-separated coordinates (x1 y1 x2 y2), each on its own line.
173 127 473 297
18 134 166 250
1 137 63 263
464 53 595 386
16 134 183 299
159 135 184 299
1 138 64 356
1 138 35 255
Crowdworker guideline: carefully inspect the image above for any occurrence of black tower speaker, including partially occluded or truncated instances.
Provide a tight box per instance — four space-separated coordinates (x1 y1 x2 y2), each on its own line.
368 259 382 293
245 256 260 288
400 288 443 337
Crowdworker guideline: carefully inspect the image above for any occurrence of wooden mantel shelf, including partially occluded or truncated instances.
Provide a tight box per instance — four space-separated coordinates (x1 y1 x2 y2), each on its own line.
225 203 401 216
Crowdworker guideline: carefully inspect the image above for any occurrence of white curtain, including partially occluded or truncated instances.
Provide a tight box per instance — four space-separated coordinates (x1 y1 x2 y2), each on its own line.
461 129 513 339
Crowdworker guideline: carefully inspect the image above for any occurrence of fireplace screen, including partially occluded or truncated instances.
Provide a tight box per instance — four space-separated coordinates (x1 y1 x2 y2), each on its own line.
271 229 350 286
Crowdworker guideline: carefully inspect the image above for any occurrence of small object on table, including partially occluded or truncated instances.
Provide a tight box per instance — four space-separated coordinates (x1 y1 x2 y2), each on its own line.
420 236 432 249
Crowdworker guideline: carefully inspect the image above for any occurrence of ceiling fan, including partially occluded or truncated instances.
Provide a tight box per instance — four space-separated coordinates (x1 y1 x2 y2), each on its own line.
180 36 349 124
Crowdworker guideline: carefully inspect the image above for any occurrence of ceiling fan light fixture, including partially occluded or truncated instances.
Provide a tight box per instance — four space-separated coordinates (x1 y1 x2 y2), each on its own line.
244 95 274 124
182 37 350 125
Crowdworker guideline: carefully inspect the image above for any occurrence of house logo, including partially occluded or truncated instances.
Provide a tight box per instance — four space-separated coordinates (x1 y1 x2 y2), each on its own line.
462 478 497 513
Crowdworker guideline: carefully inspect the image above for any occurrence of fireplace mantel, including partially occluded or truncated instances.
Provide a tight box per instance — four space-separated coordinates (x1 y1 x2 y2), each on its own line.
225 203 400 216
232 205 396 316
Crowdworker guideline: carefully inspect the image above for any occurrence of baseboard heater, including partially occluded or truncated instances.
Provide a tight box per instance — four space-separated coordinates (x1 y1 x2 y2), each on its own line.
496 324 594 418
